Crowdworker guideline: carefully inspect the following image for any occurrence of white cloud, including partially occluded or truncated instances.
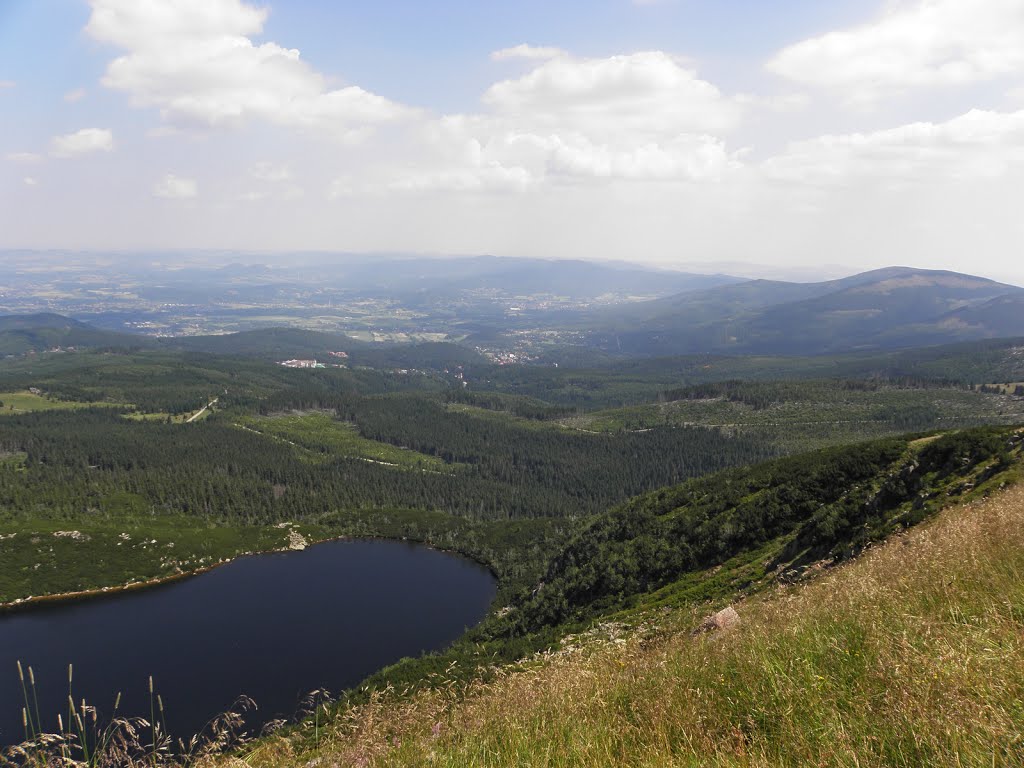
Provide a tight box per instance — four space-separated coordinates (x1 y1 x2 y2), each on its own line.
484 51 737 137
86 0 416 135
326 177 356 199
389 164 533 194
7 152 42 163
64 88 87 103
250 162 290 182
80 2 739 192
237 184 303 202
0 80 14 89
763 108 1024 184
544 133 735 180
23 177 38 186
8 4 1024 286
490 44 565 62
153 173 198 199
769 0 1024 103
735 91 810 113
386 50 742 192
239 162 302 200
1006 85 1024 107
50 128 114 158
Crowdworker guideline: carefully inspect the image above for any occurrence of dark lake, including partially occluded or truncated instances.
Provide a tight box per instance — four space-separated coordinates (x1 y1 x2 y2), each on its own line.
0 539 496 747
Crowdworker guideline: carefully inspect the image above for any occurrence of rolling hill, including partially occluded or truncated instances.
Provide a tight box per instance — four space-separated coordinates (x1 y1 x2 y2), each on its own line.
4 265 1022 362
0 314 487 372
204 426 1024 768
172 327 364 359
579 267 1024 356
0 313 155 356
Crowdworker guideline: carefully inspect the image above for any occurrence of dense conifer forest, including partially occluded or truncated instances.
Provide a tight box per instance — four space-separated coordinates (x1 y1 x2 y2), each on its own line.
1 329 1023 766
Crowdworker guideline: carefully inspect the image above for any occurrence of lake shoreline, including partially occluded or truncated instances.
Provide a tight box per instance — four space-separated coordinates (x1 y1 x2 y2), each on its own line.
0 531 498 614
0 536 498 746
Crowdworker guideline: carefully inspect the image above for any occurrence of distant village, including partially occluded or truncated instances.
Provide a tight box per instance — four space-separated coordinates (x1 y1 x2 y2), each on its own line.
277 350 348 369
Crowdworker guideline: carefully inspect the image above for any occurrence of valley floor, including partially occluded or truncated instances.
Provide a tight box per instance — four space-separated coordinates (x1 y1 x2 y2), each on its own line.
236 481 1024 768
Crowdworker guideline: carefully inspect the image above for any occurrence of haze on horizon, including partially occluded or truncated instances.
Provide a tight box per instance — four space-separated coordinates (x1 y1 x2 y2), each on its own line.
2 0 1024 285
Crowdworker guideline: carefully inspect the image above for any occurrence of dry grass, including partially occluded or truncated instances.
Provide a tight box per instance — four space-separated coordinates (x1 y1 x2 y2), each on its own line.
238 483 1024 768
8 482 1022 767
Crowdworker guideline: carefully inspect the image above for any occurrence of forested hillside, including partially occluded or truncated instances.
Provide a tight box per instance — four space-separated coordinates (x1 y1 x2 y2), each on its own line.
3 342 1023 607
510 427 1023 631
568 267 1024 356
2 331 1022 767
0 351 779 605
262 477 1024 768
0 404 771 530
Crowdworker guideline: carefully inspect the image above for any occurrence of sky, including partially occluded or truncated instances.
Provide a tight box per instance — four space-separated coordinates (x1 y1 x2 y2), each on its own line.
2 0 1024 283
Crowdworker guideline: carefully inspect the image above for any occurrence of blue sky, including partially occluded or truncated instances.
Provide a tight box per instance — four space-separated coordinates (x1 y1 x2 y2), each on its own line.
3 0 1024 283
1 1 868 116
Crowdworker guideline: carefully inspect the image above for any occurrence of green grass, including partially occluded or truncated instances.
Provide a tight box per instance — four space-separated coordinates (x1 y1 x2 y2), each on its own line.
121 411 187 423
0 451 27 471
238 480 1024 768
0 502 567 610
562 383 1024 452
0 515 331 605
445 403 570 432
234 411 452 470
0 391 113 415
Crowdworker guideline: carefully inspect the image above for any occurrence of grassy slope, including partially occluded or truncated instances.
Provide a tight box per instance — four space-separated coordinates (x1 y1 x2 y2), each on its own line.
506 428 1023 635
471 338 1024 409
232 412 451 470
0 517 321 605
561 381 1024 452
242 475 1024 768
0 391 118 415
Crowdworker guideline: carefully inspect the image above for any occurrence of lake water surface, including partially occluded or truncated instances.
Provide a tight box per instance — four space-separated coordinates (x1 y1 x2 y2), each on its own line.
0 539 496 746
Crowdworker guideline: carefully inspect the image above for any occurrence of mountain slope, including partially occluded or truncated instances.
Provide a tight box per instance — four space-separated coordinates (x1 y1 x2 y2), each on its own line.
297 479 1024 768
224 428 1024 767
310 255 742 298
172 327 364 359
0 315 485 369
581 267 1024 355
0 313 154 355
512 426 1023 631
933 293 1024 337
620 266 928 320
735 269 1024 353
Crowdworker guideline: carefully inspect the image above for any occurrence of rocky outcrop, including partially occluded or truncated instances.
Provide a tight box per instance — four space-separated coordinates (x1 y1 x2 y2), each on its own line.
693 606 740 636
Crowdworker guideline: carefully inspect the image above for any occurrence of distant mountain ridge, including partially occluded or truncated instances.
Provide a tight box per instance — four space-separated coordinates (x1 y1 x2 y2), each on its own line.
0 315 484 369
2 266 1021 361
578 267 1024 355
130 255 741 300
0 313 150 356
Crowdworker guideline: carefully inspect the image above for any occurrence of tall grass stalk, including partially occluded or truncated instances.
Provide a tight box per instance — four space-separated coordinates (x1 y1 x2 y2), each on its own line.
149 675 156 768
27 669 38 748
2 670 250 767
15 662 34 742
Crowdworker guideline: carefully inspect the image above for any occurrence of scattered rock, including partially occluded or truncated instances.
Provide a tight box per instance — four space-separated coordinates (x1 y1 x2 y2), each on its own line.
693 606 740 637
52 530 90 542
287 529 309 550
